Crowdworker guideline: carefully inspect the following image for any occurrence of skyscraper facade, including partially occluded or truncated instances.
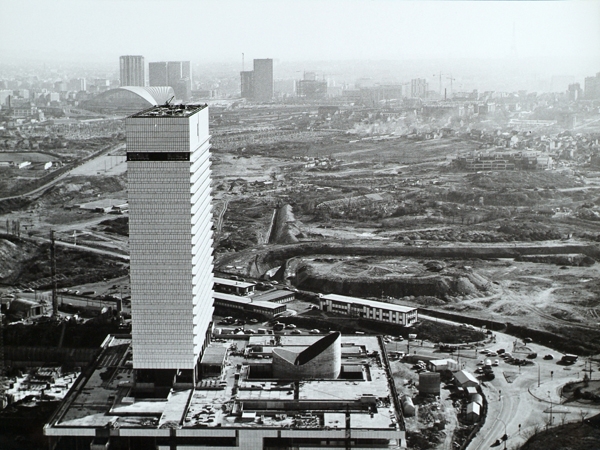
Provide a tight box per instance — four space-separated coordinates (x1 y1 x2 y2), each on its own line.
148 61 168 86
252 58 273 102
240 71 254 98
126 104 214 380
119 55 145 87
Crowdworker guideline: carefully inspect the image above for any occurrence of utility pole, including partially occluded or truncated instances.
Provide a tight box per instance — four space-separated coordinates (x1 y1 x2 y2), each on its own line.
50 230 58 318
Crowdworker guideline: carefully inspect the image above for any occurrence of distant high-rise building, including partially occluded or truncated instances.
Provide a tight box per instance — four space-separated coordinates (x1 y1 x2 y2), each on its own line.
126 104 214 381
252 58 273 102
148 61 192 101
120 55 145 86
568 83 582 101
585 73 600 100
410 78 428 98
297 79 327 100
148 62 168 86
240 71 254 98
68 78 87 92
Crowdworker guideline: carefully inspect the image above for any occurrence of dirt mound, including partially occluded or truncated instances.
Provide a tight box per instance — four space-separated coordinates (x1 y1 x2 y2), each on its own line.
269 204 301 244
0 236 38 281
295 262 491 300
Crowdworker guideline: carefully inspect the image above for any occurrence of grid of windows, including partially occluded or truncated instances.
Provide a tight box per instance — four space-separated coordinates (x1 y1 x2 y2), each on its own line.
127 106 214 371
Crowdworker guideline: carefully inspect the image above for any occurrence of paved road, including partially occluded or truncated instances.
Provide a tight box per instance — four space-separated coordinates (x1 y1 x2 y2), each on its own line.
0 143 125 202
30 235 129 261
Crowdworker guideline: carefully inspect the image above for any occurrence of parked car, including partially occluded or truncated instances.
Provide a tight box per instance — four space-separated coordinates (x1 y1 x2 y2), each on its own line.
543 354 554 360
309 329 320 334
290 329 302 335
493 360 500 366
527 353 538 359
285 324 296 329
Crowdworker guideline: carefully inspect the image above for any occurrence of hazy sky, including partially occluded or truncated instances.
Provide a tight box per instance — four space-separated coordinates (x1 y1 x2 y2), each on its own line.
1 0 599 66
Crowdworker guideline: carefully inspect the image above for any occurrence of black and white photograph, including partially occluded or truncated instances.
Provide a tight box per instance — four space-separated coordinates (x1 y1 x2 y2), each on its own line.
1 1 600 449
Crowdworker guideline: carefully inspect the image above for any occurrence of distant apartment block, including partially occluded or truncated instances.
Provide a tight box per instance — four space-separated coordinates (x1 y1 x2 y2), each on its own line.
119 55 145 87
240 71 254 98
296 75 328 100
452 150 553 171
149 61 192 101
410 78 428 98
584 72 600 100
240 59 273 102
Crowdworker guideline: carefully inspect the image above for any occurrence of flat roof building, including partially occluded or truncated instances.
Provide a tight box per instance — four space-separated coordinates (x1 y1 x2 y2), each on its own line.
252 289 295 304
126 103 213 380
213 277 255 296
44 334 405 449
319 294 418 326
213 292 285 316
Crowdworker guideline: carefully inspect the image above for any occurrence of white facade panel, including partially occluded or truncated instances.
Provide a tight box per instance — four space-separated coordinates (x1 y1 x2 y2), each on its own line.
127 105 214 371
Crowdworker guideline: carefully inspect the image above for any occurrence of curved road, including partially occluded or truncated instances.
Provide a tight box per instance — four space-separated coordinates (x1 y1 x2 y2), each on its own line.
0 143 125 202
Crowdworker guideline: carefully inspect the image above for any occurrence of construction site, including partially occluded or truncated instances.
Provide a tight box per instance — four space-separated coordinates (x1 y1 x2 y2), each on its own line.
0 103 600 449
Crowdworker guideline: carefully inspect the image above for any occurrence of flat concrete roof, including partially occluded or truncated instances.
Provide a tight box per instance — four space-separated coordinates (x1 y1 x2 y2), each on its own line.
322 293 417 313
214 292 284 310
214 277 255 289
252 290 294 303
46 334 403 434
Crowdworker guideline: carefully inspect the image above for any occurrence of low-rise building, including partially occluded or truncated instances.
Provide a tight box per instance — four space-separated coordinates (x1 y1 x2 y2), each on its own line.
454 370 479 389
214 277 255 296
427 358 459 372
213 292 286 316
319 294 418 326
252 289 295 304
44 333 406 449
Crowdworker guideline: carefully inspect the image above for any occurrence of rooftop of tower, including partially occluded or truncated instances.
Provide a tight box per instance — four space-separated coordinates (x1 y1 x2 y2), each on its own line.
130 103 208 118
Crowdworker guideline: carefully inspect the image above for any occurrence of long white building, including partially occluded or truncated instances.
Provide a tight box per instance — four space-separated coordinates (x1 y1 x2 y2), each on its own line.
319 294 418 326
126 104 213 380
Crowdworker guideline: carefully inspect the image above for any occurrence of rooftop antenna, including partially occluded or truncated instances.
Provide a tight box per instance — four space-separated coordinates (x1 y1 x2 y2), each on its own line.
242 53 245 72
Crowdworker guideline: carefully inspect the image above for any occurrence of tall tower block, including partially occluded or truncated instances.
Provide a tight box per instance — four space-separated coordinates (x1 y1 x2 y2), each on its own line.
120 55 145 87
126 104 213 380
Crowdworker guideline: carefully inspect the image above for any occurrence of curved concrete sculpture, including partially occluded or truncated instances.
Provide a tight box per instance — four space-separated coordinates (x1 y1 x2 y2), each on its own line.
272 331 342 380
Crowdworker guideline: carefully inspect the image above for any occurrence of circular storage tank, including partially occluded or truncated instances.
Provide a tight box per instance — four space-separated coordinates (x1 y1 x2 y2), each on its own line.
419 372 441 395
